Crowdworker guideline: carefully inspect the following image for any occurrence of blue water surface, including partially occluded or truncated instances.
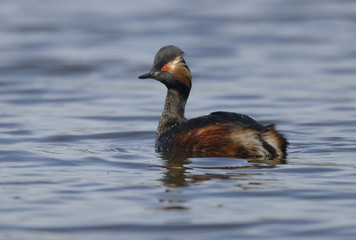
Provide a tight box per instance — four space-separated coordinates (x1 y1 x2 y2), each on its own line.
1 0 356 239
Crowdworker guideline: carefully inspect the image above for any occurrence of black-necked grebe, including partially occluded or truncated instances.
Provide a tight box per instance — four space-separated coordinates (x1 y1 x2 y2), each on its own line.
139 45 288 159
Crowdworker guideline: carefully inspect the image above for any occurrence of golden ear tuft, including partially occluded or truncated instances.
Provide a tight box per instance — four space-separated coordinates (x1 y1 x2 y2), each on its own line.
166 56 192 89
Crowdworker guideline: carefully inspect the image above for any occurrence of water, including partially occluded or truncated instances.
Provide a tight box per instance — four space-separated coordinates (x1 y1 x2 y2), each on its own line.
1 0 356 239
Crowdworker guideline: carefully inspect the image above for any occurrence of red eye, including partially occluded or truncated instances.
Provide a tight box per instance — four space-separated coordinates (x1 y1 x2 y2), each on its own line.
161 65 168 71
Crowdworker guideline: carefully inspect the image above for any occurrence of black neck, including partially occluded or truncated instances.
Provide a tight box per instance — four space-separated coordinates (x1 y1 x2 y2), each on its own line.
156 88 189 142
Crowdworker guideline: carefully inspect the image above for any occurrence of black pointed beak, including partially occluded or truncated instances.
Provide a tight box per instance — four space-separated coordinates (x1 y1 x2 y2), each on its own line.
138 71 157 79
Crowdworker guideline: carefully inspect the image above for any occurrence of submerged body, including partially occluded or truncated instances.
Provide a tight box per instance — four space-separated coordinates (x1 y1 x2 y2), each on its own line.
139 45 288 159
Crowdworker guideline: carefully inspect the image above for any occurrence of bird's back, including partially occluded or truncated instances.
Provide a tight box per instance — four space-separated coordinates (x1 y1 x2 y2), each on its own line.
156 111 288 159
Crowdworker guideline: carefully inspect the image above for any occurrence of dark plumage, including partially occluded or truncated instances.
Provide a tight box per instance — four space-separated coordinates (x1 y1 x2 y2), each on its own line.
139 45 288 159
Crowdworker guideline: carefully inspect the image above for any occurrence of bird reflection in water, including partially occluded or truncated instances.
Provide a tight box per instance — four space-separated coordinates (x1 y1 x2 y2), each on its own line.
159 152 286 187
156 153 286 211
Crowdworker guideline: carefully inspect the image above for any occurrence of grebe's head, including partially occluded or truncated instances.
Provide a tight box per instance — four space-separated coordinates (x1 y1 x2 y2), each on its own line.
138 45 192 93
